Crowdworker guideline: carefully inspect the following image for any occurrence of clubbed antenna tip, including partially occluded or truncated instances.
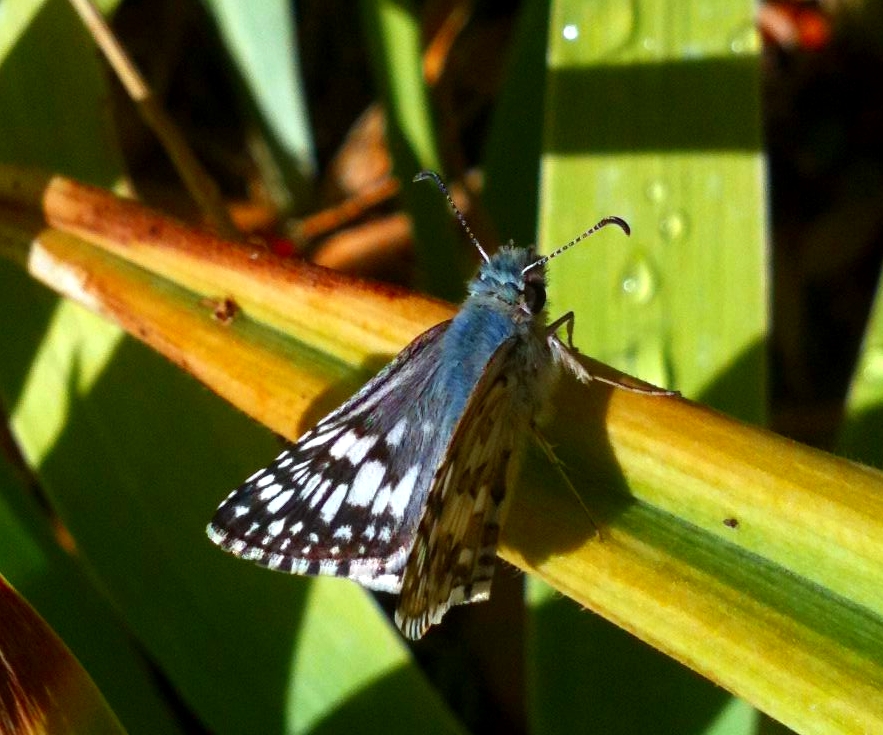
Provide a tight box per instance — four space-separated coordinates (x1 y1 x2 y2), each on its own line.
413 170 490 263
523 215 631 274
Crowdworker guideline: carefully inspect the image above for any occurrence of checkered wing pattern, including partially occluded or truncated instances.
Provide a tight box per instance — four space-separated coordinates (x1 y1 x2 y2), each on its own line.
207 321 455 594
395 340 523 639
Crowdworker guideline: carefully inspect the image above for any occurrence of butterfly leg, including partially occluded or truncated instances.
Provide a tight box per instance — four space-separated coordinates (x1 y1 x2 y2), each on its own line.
531 424 602 538
546 313 678 396
547 311 579 349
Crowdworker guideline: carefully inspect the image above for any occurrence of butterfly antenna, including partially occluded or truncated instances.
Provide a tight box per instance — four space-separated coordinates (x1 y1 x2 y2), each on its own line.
414 171 490 263
523 216 630 274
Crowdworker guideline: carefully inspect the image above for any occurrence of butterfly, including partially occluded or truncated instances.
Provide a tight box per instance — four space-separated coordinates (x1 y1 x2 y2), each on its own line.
207 171 643 639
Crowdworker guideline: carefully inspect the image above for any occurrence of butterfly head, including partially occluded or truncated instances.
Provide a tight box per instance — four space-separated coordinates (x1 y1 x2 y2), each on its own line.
469 245 547 319
466 215 632 320
413 170 630 320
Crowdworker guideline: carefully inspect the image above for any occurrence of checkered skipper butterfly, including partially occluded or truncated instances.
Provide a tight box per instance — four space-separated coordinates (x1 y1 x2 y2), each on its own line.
207 172 637 639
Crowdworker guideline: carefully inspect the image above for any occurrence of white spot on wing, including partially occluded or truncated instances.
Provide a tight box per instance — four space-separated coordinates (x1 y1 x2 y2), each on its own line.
354 571 402 594
206 524 226 544
267 519 285 537
266 489 294 514
230 539 247 554
386 419 407 447
320 483 349 523
256 474 275 489
346 435 378 464
348 460 386 506
288 467 308 485
470 580 492 601
329 430 359 460
388 465 419 518
301 475 323 506
332 525 352 541
314 479 332 505
370 484 391 516
258 483 283 501
301 430 338 450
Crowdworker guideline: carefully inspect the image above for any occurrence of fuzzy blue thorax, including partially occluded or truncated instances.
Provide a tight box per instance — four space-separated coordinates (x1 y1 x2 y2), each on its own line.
436 245 548 431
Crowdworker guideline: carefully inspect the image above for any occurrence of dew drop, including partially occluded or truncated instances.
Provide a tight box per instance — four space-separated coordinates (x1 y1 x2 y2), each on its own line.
562 23 579 41
659 211 689 242
729 22 760 55
620 257 657 305
645 179 668 203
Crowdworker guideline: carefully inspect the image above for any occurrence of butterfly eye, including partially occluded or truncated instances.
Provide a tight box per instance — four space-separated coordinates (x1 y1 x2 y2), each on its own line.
524 282 546 313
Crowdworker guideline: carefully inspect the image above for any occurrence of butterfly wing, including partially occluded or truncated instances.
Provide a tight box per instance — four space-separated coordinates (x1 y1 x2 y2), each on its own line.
207 321 456 593
395 338 530 639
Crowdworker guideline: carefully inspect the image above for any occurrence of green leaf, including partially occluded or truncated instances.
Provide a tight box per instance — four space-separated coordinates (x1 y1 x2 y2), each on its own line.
839 265 883 463
202 0 315 209
359 0 465 300
0 0 125 183
528 1 769 733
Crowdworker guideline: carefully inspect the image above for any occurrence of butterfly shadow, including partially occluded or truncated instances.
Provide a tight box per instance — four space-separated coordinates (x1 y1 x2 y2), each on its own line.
503 355 658 570
286 352 394 440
